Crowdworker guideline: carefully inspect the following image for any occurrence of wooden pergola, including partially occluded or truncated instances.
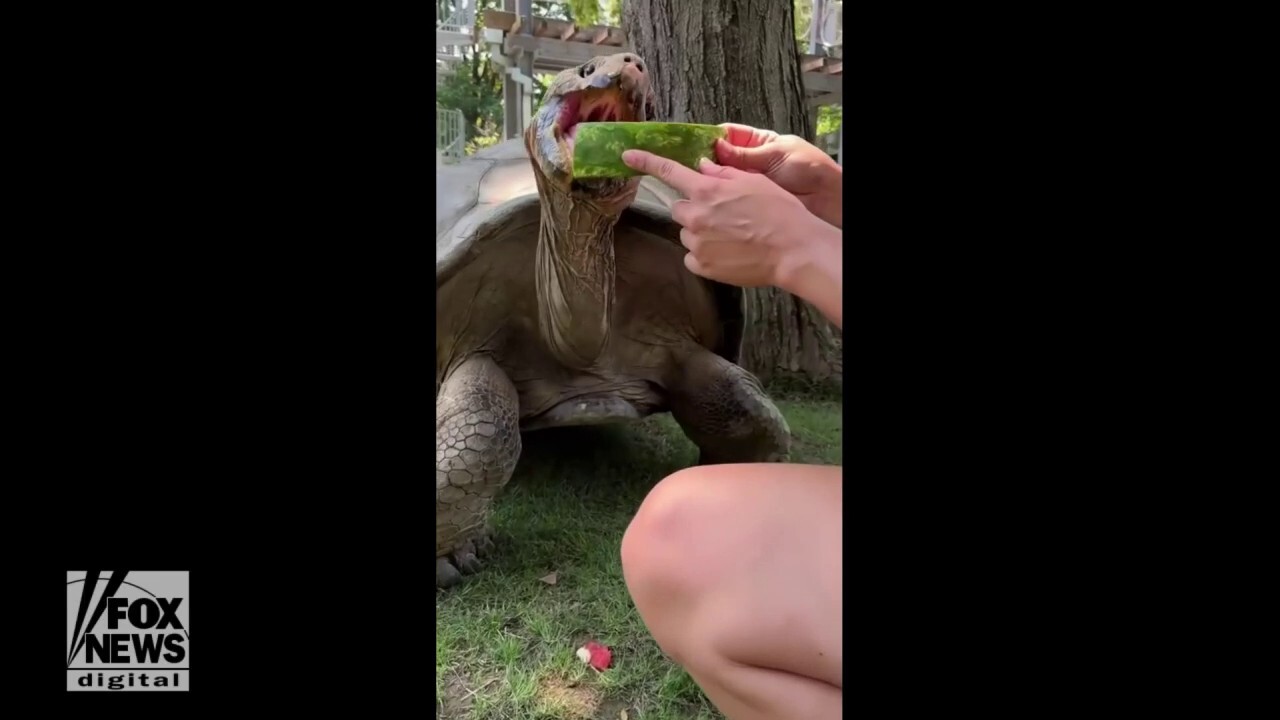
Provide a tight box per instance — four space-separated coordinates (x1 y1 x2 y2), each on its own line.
483 8 843 140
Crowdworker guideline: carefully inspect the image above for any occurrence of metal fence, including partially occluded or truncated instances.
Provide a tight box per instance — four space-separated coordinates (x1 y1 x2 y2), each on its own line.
437 106 466 164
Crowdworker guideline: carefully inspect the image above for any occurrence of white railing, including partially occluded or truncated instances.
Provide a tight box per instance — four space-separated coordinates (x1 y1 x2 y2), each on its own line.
437 106 466 164
437 0 475 35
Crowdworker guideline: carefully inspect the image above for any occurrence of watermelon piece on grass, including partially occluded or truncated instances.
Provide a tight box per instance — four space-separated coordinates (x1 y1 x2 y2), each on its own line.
576 640 612 671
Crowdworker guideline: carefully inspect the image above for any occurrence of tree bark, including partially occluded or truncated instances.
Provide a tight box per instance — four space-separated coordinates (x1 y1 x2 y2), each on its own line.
623 0 842 389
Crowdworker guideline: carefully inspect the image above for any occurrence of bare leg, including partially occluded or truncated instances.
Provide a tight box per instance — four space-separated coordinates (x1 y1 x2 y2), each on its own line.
621 463 842 720
670 350 790 464
436 355 522 588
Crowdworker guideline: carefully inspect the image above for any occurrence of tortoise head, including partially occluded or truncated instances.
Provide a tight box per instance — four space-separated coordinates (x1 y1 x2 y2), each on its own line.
524 52 657 209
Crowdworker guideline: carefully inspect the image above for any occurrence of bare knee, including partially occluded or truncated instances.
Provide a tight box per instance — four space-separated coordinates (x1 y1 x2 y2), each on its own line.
623 463 845 717
622 467 708 593
621 467 734 658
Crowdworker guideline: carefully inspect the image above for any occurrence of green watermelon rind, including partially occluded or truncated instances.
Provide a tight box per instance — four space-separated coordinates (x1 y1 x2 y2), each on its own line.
571 122 728 179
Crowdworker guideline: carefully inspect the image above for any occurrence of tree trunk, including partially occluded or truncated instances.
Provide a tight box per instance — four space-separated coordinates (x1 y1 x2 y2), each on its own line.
623 0 842 390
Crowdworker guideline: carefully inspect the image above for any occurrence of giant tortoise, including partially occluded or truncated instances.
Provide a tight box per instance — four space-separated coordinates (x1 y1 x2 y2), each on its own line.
436 53 790 588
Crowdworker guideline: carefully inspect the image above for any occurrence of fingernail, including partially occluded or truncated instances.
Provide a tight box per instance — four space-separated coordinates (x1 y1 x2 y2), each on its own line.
621 150 641 164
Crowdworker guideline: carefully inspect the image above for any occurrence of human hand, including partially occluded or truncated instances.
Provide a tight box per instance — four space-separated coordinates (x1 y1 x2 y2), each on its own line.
714 123 843 228
621 149 832 292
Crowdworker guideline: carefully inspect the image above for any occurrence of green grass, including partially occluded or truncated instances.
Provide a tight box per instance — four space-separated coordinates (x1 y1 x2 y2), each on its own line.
436 396 842 719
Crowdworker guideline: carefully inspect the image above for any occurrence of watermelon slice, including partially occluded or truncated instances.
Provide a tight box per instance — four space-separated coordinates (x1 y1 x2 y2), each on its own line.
571 122 727 179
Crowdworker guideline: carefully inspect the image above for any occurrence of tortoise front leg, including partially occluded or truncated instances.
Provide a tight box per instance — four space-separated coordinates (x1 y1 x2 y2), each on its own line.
436 355 522 588
669 350 791 465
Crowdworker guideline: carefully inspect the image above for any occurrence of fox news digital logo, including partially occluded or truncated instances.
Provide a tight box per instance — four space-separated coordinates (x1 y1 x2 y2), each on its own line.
67 570 190 692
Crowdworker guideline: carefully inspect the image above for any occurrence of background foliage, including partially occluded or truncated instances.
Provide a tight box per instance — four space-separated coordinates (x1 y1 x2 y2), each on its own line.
437 0 840 155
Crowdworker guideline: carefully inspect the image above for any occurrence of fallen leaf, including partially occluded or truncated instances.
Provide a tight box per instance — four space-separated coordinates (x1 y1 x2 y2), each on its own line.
539 572 558 585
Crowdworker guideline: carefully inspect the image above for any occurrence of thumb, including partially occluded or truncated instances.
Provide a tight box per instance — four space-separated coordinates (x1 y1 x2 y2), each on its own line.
697 157 746 179
683 251 709 278
714 139 778 173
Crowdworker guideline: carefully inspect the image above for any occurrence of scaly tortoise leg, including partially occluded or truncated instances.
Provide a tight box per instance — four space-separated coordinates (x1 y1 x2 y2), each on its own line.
670 350 791 465
436 355 521 588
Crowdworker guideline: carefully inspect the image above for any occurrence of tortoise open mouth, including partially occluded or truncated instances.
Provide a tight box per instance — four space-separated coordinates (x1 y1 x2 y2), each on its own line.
554 84 653 156
534 82 656 196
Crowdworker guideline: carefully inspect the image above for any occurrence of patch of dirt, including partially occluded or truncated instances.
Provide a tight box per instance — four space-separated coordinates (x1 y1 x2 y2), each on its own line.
537 675 602 719
438 675 470 719
439 673 499 719
597 697 634 719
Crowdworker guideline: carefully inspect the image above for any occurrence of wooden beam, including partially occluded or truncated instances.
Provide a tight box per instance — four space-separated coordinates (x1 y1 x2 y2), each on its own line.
806 92 841 108
533 17 576 39
482 9 517 31
800 54 826 72
823 60 843 74
484 9 628 47
802 72 842 94
437 29 475 46
505 33 634 65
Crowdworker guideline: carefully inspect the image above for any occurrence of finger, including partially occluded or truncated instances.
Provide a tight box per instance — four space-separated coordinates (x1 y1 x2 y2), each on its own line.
714 139 782 173
676 203 711 231
718 123 777 149
713 138 749 166
697 156 747 180
671 199 698 228
683 250 709 278
622 150 711 196
679 227 703 253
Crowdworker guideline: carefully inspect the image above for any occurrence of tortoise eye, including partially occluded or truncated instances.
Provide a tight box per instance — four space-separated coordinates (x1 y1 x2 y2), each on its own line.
579 63 595 78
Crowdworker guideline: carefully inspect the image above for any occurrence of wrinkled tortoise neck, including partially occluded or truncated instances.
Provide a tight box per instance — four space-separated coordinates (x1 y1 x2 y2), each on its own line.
530 159 622 371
